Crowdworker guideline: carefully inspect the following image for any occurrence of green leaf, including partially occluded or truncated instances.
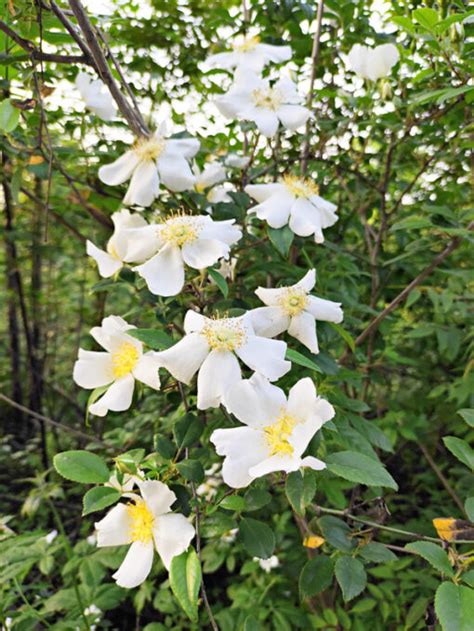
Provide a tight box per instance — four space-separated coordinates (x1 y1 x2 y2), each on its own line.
405 542 454 577
319 516 355 552
443 437 474 470
169 548 201 623
176 459 204 483
359 542 397 563
53 451 109 484
239 517 275 559
326 451 398 490
412 7 439 30
243 489 272 511
207 267 229 298
155 436 176 460
286 348 322 373
220 495 245 512
435 582 474 631
267 226 294 257
285 470 316 517
82 487 120 516
173 413 204 449
243 615 261 631
465 498 474 522
392 15 415 34
299 556 334 598
405 597 429 629
128 328 173 350
329 322 355 352
458 409 474 428
335 557 367 602
0 99 20 132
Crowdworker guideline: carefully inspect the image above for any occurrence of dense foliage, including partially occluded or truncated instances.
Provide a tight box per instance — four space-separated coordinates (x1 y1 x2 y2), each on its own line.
1 0 473 629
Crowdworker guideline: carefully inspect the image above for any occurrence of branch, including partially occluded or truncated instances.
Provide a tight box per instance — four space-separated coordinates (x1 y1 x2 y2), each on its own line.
68 0 149 138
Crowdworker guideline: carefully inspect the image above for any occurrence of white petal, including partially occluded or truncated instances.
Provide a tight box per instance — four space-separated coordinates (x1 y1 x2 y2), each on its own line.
156 333 209 384
165 138 200 159
88 373 135 416
136 480 176 517
224 372 286 428
347 44 370 77
86 241 122 277
306 296 343 323
245 183 286 203
112 208 148 231
196 163 226 189
153 513 195 570
367 44 399 80
277 104 311 131
294 269 316 292
210 426 268 488
289 416 322 457
236 336 290 381
197 350 242 409
254 286 286 307
181 238 228 270
199 219 241 246
288 197 323 239
132 352 161 390
257 44 292 64
287 378 317 421
112 540 154 588
313 398 336 424
249 454 300 478
248 306 289 338
157 154 196 192
117 225 160 263
250 109 279 137
134 245 184 297
301 455 326 471
73 350 114 389
288 311 319 354
98 151 139 186
183 310 207 334
95 503 133 547
123 160 160 207
248 193 293 229
307 195 338 228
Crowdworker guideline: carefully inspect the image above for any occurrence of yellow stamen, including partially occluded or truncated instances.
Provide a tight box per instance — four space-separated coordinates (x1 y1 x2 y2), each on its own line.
111 342 139 379
282 174 319 198
160 216 201 247
233 35 260 53
202 319 246 352
127 500 155 543
278 288 308 317
264 413 297 456
251 87 283 111
133 136 166 162
195 182 206 194
107 241 120 260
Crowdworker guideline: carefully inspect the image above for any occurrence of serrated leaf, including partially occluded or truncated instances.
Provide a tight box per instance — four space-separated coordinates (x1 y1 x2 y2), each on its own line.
155 436 176 460
176 459 204 483
326 451 398 490
173 413 204 450
392 15 416 33
319 516 355 552
286 348 322 373
239 518 275 559
443 437 474 470
0 99 20 132
413 7 439 30
220 495 245 512
53 451 109 484
207 267 229 298
335 557 367 602
169 548 201 622
405 542 454 576
128 328 173 350
359 542 397 563
267 226 294 257
299 556 334 598
285 470 316 516
82 487 120 516
435 582 474 631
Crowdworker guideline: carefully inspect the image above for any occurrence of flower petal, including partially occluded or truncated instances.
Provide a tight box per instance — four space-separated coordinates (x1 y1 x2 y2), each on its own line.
277 104 311 131
288 197 323 240
287 378 317 421
123 160 160 207
236 336 290 381
134 244 184 297
184 310 207 334
247 193 293 229
210 426 268 488
112 539 154 588
294 269 316 292
197 349 242 409
89 373 135 417
306 296 343 323
301 455 326 471
153 513 195 570
249 454 300 478
157 154 196 192
136 480 176 517
288 311 319 354
95 503 133 547
73 350 114 389
132 352 161 390
224 372 286 428
165 138 200 159
245 183 285 203
181 238 228 270
250 109 279 137
248 306 289 338
86 240 122 277
156 333 209 384
99 151 139 186
289 416 322 457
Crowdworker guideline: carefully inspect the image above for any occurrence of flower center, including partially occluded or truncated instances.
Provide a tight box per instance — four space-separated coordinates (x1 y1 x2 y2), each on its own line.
278 288 309 317
251 87 283 111
111 342 139 379
264 413 297 457
233 35 260 53
134 136 166 162
195 182 206 194
127 500 154 544
202 319 246 352
282 174 319 198
160 216 201 247
107 241 120 260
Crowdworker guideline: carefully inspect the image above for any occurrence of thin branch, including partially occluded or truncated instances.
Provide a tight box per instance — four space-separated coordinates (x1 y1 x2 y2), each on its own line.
300 0 325 175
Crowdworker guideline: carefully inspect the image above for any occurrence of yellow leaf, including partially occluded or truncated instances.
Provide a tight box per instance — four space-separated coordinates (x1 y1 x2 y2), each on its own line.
303 535 325 549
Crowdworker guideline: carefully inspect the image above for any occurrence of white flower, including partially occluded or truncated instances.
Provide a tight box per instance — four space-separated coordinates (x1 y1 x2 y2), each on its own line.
86 209 155 278
95 480 195 588
193 162 233 206
73 315 161 417
206 184 233 205
98 122 200 207
245 175 338 242
106 471 143 494
254 555 280 571
87 533 97 546
75 72 116 121
132 214 241 296
250 269 343 354
221 528 238 543
347 43 399 81
216 72 310 138
203 35 291 73
211 373 334 488
210 257 237 285
225 153 250 169
155 310 291 410
84 605 101 617
44 529 58 544
196 464 221 499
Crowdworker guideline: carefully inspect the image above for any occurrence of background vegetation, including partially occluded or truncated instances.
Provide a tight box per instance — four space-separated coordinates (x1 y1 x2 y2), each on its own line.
0 0 473 629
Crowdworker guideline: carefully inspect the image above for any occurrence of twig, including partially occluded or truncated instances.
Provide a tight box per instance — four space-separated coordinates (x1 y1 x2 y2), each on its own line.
300 0 325 175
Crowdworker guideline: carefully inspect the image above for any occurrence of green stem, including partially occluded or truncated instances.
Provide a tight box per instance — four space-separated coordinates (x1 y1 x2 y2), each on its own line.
13 577 52 628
